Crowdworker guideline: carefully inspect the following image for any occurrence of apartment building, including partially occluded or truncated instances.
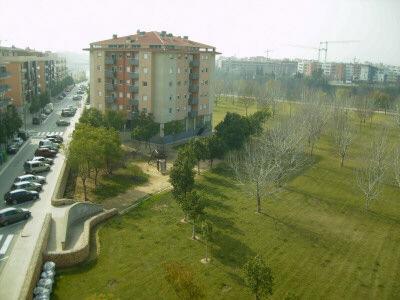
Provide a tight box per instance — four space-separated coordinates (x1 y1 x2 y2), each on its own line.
0 62 11 111
297 60 321 76
0 46 67 110
86 31 218 138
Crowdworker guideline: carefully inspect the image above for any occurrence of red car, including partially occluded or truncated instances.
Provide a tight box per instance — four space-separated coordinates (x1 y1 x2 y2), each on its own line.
34 147 57 158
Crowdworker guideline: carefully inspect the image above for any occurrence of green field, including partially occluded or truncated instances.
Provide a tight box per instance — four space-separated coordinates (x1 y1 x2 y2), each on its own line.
53 101 400 299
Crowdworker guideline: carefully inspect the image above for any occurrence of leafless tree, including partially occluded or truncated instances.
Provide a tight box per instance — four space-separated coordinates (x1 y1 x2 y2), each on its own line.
300 98 329 156
354 96 375 128
393 146 400 189
229 118 307 213
331 105 353 167
355 132 388 210
392 102 400 128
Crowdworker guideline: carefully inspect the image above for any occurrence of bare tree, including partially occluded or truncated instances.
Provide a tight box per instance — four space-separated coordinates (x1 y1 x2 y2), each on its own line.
393 102 400 128
331 105 353 167
354 96 375 128
229 118 307 213
300 98 329 156
355 132 388 210
393 146 400 189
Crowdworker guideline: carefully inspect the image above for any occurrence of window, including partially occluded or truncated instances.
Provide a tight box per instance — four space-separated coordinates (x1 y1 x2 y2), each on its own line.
143 95 148 101
143 67 148 74
177 95 180 99
169 96 173 100
126 53 131 57
97 52 102 57
205 80 208 85
169 81 173 87
176 107 180 112
119 54 123 58
143 53 148 59
127 92 131 98
177 81 181 86
142 108 147 113
97 78 101 83
143 81 148 86
169 108 172 113
205 68 208 72
126 79 130 84
119 105 123 110
98 91 102 96
169 67 173 74
96 65 101 71
119 80 124 84
126 66 130 72
119 92 123 98
177 68 180 74
185 68 188 73
117 66 122 71
184 94 187 99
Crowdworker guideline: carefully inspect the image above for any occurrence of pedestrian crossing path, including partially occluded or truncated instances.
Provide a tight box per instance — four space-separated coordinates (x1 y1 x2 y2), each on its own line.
28 131 64 138
0 234 14 256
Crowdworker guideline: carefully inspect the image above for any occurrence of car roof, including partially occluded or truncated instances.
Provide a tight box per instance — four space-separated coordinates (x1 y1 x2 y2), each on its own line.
10 189 28 193
14 181 31 185
0 207 17 214
18 175 33 179
25 160 40 164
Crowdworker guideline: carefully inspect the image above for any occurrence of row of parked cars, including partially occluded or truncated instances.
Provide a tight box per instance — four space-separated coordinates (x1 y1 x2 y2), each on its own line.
0 134 64 226
6 131 29 155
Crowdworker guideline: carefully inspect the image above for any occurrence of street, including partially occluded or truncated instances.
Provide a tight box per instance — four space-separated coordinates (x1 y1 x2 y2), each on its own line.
0 84 86 287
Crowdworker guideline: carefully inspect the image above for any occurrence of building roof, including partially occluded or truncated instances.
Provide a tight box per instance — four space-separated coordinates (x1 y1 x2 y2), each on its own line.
89 31 217 51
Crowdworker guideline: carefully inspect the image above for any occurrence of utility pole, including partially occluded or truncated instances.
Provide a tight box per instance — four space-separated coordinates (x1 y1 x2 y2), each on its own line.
265 49 273 60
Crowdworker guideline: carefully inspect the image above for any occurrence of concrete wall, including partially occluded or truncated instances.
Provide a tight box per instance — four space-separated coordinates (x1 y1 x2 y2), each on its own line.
45 209 118 268
90 49 105 111
51 158 74 207
19 213 52 300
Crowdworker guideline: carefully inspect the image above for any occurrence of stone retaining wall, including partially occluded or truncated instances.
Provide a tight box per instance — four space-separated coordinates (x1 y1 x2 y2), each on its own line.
45 209 118 268
51 157 72 207
19 213 52 300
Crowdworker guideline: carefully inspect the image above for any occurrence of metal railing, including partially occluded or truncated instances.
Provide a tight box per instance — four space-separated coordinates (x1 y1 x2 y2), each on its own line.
190 60 199 67
128 58 139 65
128 72 139 79
129 85 139 93
188 110 198 118
189 73 199 80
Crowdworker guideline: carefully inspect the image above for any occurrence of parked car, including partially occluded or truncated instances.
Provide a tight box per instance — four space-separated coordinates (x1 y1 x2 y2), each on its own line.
18 130 29 141
0 207 31 226
6 144 18 154
34 148 57 158
56 119 70 126
40 113 47 121
4 189 39 205
14 174 46 184
24 160 51 173
11 181 42 192
32 117 41 125
45 137 62 145
39 139 60 149
61 109 75 117
72 95 82 101
62 92 67 97
12 137 24 147
57 95 63 100
31 156 54 165
77 90 84 95
45 134 63 143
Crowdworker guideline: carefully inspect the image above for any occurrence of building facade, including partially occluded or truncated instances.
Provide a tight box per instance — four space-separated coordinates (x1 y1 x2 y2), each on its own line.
86 31 218 138
0 46 67 110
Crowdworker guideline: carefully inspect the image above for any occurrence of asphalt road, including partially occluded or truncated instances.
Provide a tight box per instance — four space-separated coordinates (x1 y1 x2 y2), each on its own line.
0 83 86 276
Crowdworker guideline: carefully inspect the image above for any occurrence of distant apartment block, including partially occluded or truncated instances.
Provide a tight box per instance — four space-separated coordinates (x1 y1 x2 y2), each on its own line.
0 46 67 110
220 57 298 79
85 31 218 138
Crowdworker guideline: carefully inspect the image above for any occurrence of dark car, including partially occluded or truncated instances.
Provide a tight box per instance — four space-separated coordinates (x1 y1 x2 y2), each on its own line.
46 134 63 143
62 92 67 97
18 130 30 141
56 119 70 126
32 117 41 125
61 109 75 117
4 189 39 205
0 207 31 226
32 156 54 165
72 95 82 101
6 144 18 155
46 137 62 145
57 95 63 100
34 147 57 158
77 90 84 95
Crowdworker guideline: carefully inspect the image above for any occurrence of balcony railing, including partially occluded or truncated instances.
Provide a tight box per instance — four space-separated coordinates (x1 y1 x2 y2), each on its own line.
106 83 116 92
128 72 139 79
129 99 139 106
189 96 198 105
105 70 116 78
0 71 10 78
129 85 139 93
105 95 116 103
188 110 198 118
0 84 10 93
189 84 199 93
189 73 199 80
128 58 139 66
105 57 116 64
189 60 199 67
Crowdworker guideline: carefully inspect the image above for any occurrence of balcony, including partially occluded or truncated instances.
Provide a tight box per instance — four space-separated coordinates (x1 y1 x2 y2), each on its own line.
105 57 116 64
190 60 199 67
189 84 199 93
129 98 139 106
106 83 116 91
189 96 198 105
129 85 139 93
189 73 199 80
0 71 10 78
188 110 198 118
22 68 27 73
128 58 139 66
0 84 10 93
128 72 139 79
105 70 116 78
105 95 116 103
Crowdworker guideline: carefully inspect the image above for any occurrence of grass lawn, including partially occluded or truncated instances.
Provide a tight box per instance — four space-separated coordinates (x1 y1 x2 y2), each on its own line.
54 103 400 299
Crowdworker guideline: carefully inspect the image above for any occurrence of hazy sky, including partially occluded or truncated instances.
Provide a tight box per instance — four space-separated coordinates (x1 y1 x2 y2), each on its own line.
1 0 399 65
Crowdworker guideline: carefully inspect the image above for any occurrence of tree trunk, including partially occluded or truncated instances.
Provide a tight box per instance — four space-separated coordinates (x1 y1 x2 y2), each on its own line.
310 143 315 156
192 223 196 239
209 159 213 169
245 105 248 116
94 168 99 187
205 242 208 261
340 155 345 167
256 182 261 213
82 177 87 201
197 161 201 175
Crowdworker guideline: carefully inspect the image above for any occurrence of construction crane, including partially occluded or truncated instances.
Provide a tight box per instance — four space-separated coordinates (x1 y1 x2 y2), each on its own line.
319 40 360 62
287 44 324 61
265 49 273 60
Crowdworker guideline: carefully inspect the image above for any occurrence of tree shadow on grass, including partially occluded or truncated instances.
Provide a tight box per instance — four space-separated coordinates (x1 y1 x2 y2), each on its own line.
195 182 229 200
211 231 255 268
202 173 240 191
207 213 243 235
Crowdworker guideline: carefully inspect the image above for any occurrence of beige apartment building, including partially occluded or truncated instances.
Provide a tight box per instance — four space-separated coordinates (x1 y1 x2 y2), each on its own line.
85 31 218 139
0 46 67 110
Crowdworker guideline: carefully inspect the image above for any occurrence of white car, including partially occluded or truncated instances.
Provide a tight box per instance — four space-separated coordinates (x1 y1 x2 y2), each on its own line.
12 137 24 147
15 174 46 184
